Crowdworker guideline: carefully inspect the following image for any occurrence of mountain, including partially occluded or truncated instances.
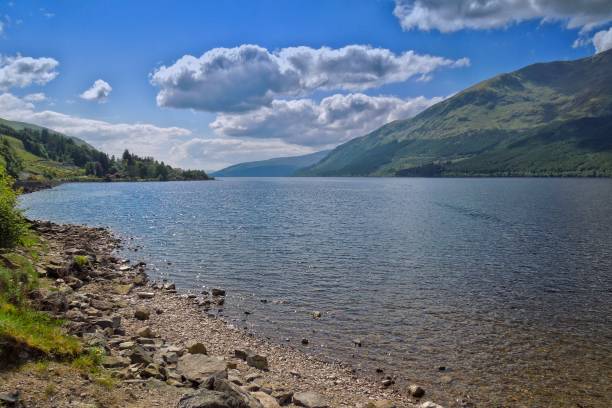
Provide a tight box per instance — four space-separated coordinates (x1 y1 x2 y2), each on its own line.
300 49 612 177
213 150 330 177
0 118 210 182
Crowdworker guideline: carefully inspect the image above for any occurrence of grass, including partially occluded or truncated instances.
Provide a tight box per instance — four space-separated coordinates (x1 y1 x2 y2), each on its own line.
0 302 81 358
73 255 90 268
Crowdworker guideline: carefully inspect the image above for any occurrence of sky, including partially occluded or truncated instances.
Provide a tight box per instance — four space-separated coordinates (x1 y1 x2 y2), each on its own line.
1 0 612 171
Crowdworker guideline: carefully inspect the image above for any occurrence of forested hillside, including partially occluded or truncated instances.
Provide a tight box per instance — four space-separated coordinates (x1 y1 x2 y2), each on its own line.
0 119 210 182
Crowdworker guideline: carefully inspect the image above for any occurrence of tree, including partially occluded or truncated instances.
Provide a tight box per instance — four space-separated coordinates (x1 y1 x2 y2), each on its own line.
0 165 26 248
0 139 23 178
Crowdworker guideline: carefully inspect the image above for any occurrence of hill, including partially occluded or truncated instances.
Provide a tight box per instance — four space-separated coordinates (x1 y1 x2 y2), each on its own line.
300 49 612 177
213 150 330 177
0 118 211 183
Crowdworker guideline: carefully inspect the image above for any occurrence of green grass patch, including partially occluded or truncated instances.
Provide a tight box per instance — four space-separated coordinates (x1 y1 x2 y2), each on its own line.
73 255 89 268
0 302 81 358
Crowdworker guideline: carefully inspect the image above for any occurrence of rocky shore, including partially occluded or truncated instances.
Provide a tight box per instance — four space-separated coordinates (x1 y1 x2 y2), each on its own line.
0 220 449 408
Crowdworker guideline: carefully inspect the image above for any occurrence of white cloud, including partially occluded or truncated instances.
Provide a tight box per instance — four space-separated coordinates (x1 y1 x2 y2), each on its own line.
23 92 46 102
211 93 444 146
80 79 112 102
170 137 314 171
593 27 612 52
0 92 312 170
0 54 59 90
0 92 191 164
150 44 467 112
394 0 612 33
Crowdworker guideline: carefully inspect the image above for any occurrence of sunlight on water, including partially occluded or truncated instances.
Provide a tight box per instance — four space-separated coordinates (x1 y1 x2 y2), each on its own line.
20 178 612 407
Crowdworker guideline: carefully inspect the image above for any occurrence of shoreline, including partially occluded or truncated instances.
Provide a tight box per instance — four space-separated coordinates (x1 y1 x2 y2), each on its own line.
0 219 447 408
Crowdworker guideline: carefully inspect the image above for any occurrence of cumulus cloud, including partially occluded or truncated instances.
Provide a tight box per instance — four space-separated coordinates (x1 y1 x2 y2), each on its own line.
0 92 329 170
80 79 112 102
593 27 612 52
394 0 612 33
0 92 191 163
170 137 314 170
23 92 46 102
0 54 59 90
211 93 444 146
150 44 467 112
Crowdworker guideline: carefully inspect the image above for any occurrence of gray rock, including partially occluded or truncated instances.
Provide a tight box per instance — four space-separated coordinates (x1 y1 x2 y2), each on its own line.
136 326 154 338
137 292 155 299
292 392 328 408
178 378 263 408
187 341 208 355
270 389 293 406
246 354 269 371
134 307 150 320
211 288 226 296
419 403 444 408
234 348 252 361
163 351 180 364
245 373 262 383
176 354 229 386
252 391 281 408
126 345 153 365
101 355 130 369
408 384 425 398
311 311 322 319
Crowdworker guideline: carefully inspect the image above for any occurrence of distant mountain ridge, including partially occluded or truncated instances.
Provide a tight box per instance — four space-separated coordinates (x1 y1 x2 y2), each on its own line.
213 150 330 177
300 49 612 177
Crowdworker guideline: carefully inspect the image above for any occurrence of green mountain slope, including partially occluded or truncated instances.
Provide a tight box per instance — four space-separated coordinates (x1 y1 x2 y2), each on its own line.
213 150 330 177
301 49 612 177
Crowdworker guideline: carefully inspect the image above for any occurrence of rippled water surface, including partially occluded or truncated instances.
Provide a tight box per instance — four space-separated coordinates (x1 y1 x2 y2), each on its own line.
20 178 612 407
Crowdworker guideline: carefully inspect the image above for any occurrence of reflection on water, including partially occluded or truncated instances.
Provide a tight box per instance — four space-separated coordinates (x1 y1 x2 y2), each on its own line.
20 178 612 407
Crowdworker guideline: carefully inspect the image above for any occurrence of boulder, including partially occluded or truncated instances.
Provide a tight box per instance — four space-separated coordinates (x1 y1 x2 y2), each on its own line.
408 385 425 398
136 326 155 338
419 403 444 408
252 391 281 408
134 307 151 320
101 355 130 369
246 354 269 371
177 378 263 408
186 341 208 355
292 392 328 408
176 354 229 386
211 288 226 296
137 292 155 299
234 349 252 361
126 345 153 365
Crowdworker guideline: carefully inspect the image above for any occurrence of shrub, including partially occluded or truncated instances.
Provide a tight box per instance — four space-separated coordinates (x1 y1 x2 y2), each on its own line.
72 255 89 269
0 165 27 248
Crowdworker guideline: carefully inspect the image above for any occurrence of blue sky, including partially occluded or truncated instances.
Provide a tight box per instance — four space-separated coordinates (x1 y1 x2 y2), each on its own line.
1 0 611 170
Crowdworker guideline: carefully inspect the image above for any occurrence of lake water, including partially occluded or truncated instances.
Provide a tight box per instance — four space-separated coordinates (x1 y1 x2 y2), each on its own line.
20 178 612 407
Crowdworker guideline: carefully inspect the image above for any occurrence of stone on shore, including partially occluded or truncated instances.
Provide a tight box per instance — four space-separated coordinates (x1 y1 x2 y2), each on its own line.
186 341 208 355
252 391 281 408
293 391 329 408
408 384 425 398
211 288 226 296
419 402 444 408
126 345 154 365
136 326 155 338
176 354 229 386
178 378 263 408
134 307 151 320
137 292 155 299
246 353 269 371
